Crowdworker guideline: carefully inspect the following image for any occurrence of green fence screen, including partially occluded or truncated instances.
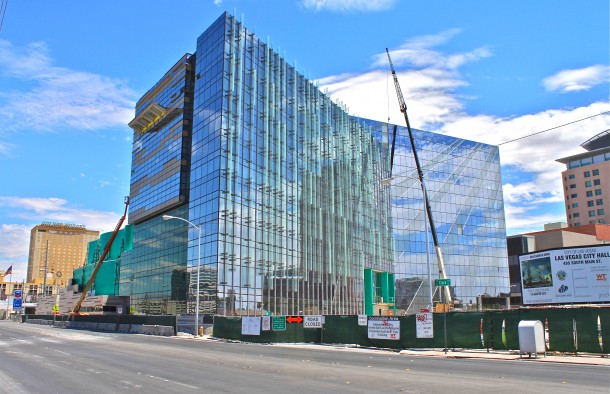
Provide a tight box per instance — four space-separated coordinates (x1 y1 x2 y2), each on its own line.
213 307 609 354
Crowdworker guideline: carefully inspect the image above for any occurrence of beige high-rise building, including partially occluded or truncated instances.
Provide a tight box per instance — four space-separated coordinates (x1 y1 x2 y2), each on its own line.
557 130 610 227
27 223 99 292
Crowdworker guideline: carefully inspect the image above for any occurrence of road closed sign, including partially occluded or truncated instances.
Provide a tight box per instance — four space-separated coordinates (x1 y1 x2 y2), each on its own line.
303 315 323 328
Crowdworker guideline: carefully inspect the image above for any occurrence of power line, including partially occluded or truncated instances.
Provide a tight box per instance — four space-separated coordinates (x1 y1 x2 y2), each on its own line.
498 111 610 145
0 0 7 32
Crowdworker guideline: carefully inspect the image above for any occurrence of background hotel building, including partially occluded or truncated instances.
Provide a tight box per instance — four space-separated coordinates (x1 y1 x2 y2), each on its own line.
123 13 509 316
26 223 99 293
558 130 610 227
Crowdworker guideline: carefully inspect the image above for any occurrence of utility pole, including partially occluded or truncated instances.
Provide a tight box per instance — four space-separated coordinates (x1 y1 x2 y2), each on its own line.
43 240 49 297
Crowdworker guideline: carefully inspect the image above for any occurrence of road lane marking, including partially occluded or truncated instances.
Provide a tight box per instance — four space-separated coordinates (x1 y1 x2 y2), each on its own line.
147 375 199 389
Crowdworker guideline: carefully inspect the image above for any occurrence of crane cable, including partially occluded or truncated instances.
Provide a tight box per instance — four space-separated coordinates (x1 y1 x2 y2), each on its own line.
498 110 610 145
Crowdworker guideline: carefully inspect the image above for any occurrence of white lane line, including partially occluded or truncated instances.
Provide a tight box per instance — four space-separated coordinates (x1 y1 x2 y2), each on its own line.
5 350 45 359
120 380 143 389
53 349 71 356
38 338 60 343
147 374 199 389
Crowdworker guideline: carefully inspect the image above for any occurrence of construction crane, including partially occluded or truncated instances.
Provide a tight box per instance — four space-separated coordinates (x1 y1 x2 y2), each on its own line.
71 196 130 315
385 48 452 305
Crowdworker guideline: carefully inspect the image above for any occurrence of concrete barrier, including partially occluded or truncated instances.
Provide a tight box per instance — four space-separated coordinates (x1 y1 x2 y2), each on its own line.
138 325 174 336
24 319 175 337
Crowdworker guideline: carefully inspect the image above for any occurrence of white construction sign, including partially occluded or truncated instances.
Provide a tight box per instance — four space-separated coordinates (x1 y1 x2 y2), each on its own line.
303 315 323 328
241 316 261 336
262 316 271 331
520 245 610 305
367 316 400 340
416 312 433 338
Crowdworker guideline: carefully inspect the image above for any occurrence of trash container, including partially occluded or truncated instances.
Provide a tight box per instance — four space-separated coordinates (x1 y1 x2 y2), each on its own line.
518 320 546 358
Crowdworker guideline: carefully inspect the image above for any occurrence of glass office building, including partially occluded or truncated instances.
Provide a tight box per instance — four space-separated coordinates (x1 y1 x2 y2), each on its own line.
374 122 509 314
125 12 509 316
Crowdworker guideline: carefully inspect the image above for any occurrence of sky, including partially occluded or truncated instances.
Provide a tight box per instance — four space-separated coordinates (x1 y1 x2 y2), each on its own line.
0 0 608 281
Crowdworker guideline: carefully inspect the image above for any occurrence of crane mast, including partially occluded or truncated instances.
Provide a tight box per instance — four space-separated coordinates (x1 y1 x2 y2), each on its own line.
385 48 452 306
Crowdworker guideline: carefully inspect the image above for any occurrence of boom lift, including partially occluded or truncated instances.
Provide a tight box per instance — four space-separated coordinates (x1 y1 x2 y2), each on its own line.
385 48 452 306
71 196 130 315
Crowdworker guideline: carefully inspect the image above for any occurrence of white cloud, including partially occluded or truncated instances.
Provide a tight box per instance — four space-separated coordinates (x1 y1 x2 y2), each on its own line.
503 204 566 236
0 224 30 281
0 140 13 155
0 39 137 132
0 195 126 280
214 0 223 5
0 196 122 233
317 31 610 234
543 65 610 93
320 32 493 129
301 0 395 12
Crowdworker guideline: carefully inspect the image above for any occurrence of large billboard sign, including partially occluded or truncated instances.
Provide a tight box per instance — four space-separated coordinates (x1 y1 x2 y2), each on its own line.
519 245 609 305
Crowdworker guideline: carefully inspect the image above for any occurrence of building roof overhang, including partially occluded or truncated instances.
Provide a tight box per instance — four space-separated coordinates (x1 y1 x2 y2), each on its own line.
129 102 181 134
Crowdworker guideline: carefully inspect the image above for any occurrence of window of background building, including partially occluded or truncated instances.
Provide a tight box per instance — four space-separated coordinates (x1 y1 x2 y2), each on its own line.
570 184 577 189
593 169 600 176
585 181 592 187
584 171 590 177
594 179 601 186
573 213 580 218
588 201 594 207
569 174 576 179
587 191 593 197
572 203 579 208
595 189 602 195
597 199 604 206
598 209 605 215
589 210 596 217
571 193 577 198
574 222 581 226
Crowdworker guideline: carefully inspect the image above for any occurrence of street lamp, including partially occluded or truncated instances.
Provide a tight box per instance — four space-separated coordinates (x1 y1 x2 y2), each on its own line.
162 214 201 337
382 175 434 312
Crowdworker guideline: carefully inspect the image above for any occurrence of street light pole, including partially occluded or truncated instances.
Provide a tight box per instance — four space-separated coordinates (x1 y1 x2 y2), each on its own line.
383 175 433 311
162 215 201 337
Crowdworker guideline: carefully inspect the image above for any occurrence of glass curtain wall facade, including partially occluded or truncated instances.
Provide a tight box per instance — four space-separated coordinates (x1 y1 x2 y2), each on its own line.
191 14 393 316
125 12 509 316
371 122 509 314
125 55 195 314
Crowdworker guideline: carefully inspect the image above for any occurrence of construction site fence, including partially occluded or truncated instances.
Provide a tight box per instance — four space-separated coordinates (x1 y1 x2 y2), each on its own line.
213 307 610 354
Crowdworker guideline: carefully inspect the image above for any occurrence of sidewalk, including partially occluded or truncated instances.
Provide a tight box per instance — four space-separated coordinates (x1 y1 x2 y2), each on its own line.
184 335 610 366
261 340 610 366
398 348 609 366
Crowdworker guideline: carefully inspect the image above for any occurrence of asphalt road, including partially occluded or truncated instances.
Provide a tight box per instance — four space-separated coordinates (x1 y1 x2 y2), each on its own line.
0 321 608 394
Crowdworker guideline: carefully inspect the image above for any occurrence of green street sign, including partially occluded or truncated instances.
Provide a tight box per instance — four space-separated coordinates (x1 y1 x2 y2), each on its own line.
272 316 286 331
435 278 451 286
